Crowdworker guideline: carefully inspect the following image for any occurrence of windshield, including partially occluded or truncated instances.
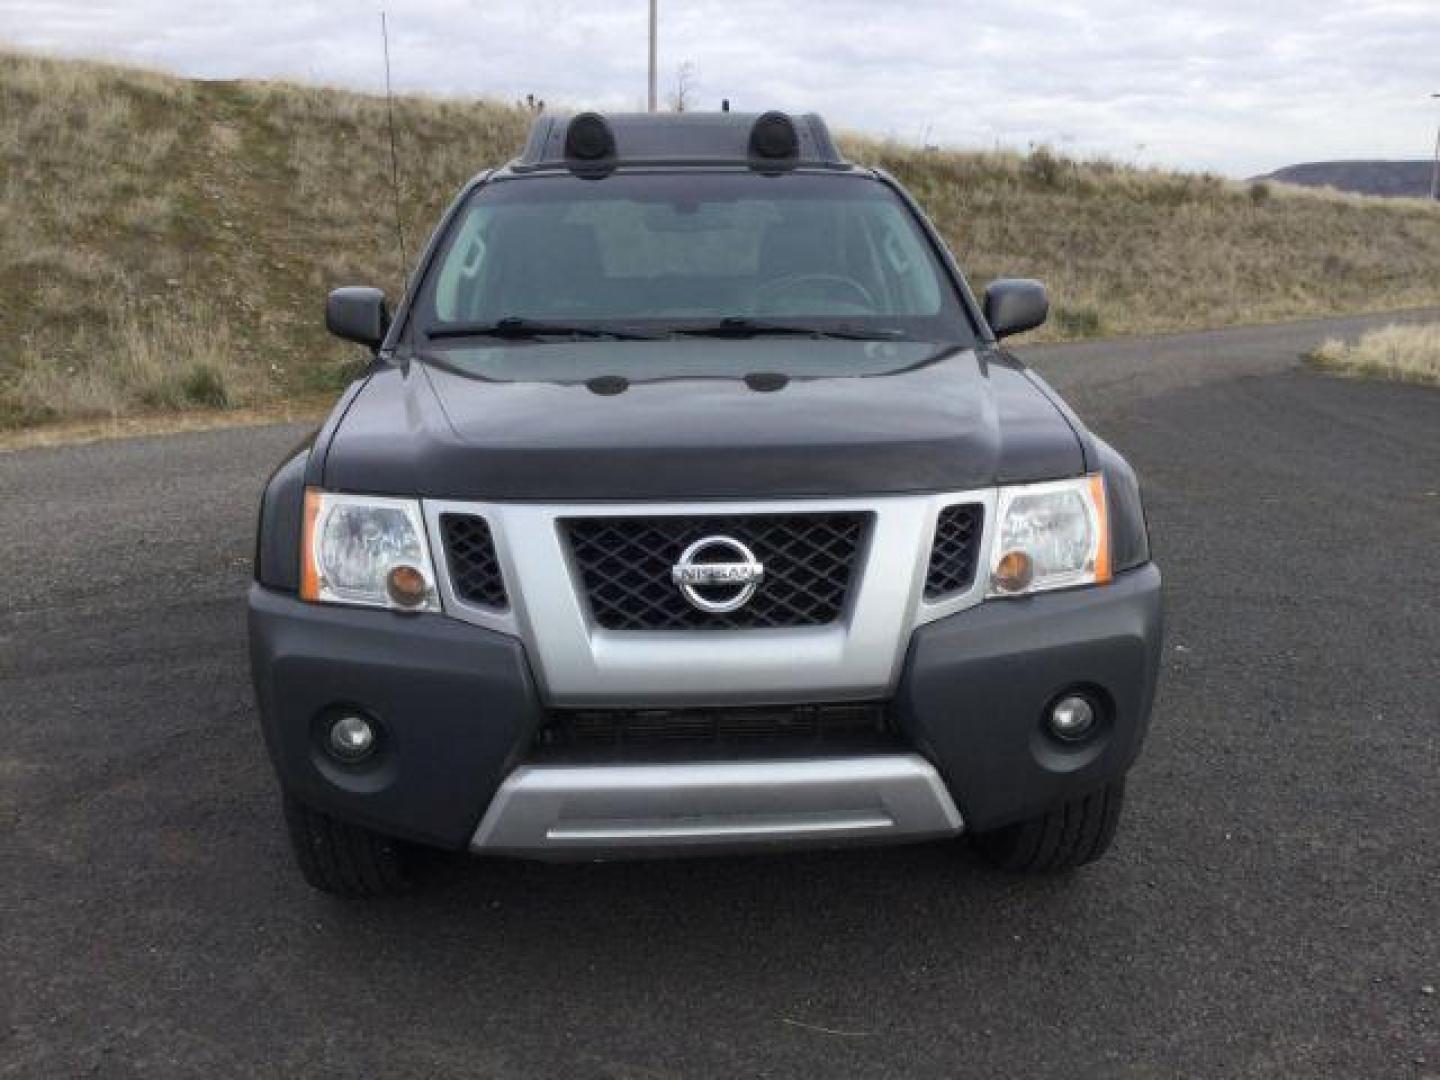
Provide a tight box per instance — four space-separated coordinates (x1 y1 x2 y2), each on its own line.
414 171 975 345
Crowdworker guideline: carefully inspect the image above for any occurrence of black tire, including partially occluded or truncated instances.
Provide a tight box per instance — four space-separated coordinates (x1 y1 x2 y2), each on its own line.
971 778 1126 873
282 796 411 897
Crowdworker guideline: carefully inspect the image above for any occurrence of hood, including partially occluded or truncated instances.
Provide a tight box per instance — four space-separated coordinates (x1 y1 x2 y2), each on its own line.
322 340 1084 500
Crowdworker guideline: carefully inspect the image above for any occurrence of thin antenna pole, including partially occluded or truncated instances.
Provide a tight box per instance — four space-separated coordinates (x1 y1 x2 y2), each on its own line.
647 0 658 112
381 12 409 274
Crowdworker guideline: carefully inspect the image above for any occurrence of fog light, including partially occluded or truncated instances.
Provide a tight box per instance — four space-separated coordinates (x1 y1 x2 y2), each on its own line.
1049 695 1096 741
328 713 376 761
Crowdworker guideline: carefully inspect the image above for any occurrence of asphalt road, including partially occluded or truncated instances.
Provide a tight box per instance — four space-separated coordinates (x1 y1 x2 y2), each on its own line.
3 311 1438 1078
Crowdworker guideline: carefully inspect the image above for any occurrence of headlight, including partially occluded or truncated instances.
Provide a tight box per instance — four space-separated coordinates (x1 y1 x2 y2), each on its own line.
987 475 1111 597
300 490 440 612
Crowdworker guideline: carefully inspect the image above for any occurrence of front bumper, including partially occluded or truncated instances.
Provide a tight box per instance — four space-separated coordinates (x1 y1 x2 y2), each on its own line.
898 562 1163 831
248 585 543 849
248 563 1161 854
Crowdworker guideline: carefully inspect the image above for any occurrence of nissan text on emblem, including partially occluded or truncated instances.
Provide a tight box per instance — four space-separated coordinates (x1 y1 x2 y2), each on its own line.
671 536 766 613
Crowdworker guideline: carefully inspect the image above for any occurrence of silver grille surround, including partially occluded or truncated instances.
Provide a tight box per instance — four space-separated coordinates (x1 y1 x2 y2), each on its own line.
422 491 996 706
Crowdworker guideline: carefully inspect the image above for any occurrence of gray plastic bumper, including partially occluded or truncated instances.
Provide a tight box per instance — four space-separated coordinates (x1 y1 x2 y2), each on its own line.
896 563 1163 832
250 561 1160 854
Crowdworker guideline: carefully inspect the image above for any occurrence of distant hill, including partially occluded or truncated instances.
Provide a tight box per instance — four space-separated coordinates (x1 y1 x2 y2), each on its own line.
1259 160 1435 199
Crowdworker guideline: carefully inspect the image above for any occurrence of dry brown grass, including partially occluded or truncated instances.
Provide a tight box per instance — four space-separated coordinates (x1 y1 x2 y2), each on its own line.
844 139 1440 343
1310 323 1440 386
3 48 1440 432
0 398 331 453
0 49 529 430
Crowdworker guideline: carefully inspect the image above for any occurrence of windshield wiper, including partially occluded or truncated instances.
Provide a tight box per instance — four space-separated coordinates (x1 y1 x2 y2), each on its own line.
427 317 662 341
668 317 905 341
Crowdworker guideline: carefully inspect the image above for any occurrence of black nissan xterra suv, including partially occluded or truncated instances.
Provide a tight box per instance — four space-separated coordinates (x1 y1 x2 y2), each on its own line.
249 112 1162 896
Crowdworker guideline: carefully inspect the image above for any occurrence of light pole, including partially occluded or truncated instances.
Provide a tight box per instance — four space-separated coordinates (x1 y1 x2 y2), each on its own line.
648 0 658 113
1431 93 1439 201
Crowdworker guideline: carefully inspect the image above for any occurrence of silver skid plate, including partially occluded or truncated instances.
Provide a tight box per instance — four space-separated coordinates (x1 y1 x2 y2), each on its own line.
470 754 963 860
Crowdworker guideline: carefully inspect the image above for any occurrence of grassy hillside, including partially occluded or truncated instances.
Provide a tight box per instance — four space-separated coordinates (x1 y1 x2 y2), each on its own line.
4 49 1440 431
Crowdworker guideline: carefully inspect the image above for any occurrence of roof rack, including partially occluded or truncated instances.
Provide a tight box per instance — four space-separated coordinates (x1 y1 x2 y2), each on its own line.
512 111 849 175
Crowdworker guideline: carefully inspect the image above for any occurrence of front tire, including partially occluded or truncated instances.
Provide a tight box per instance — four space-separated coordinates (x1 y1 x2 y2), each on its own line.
282 796 411 897
971 778 1126 873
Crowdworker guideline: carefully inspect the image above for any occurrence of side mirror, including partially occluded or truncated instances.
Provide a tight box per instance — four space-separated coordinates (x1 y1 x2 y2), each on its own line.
983 279 1048 340
326 287 390 348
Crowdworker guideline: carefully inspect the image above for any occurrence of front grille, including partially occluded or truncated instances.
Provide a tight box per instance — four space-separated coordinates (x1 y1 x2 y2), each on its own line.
924 503 984 599
564 513 869 630
534 703 893 759
440 513 508 609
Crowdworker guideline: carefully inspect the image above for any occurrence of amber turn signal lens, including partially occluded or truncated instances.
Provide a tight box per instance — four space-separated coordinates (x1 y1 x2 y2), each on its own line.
1088 473 1112 584
385 564 429 608
299 489 322 602
992 550 1035 593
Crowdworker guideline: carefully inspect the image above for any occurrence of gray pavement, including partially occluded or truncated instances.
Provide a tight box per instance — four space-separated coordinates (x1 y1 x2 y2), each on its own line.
2 310 1438 1078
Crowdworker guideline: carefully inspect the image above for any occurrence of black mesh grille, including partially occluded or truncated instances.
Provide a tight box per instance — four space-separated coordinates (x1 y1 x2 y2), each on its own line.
534 703 893 758
565 513 869 630
925 504 984 599
440 514 508 609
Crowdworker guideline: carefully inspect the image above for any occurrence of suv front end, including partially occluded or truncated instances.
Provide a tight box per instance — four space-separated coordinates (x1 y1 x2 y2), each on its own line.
249 111 1162 895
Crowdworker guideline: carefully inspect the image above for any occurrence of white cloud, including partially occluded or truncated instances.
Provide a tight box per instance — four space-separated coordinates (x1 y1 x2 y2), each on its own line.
1 0 1437 175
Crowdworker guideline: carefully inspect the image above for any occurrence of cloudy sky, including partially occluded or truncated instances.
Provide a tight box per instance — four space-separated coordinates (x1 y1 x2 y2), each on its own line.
4 0 1438 176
